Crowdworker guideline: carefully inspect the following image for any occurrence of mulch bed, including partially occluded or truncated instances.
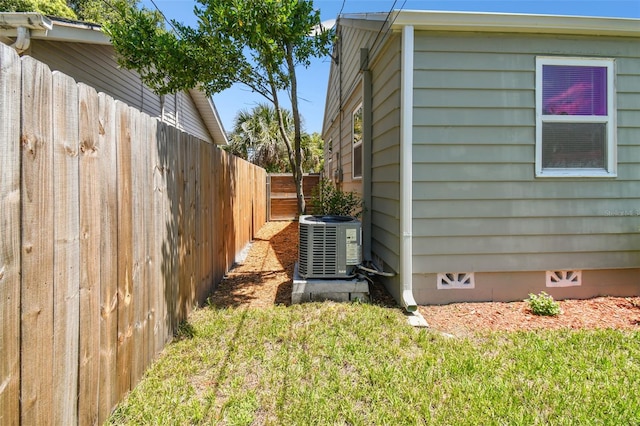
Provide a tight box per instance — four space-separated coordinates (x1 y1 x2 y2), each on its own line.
208 221 640 334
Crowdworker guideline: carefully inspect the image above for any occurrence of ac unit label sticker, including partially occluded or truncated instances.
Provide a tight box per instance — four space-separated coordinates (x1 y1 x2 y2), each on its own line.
345 228 360 264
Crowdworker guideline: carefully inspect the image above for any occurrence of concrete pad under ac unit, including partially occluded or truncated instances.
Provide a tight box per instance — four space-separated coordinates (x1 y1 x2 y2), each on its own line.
292 263 369 304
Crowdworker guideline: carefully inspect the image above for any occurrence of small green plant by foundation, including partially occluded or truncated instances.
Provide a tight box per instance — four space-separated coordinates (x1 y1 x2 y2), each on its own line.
526 291 561 316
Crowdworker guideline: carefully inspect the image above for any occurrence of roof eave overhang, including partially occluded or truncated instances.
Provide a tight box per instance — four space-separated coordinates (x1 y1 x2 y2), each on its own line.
0 12 110 44
189 89 229 145
388 10 640 37
38 23 110 45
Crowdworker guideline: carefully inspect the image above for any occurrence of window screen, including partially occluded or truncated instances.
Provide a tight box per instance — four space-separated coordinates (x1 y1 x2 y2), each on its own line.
353 144 362 179
542 123 606 169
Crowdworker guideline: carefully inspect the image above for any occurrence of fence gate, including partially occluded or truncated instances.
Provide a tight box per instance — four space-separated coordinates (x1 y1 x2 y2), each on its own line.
267 173 320 220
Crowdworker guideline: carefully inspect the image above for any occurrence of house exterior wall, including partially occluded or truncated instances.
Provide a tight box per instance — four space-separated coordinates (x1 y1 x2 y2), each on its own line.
28 39 213 143
322 23 378 194
321 21 406 302
410 31 640 304
370 36 402 274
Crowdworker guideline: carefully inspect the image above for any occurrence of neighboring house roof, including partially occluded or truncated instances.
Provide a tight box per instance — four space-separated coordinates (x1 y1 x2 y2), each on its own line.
0 12 228 145
339 9 640 37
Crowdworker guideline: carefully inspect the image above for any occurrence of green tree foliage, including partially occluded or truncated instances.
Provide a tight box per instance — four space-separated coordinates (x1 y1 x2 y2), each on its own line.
225 104 291 173
105 0 333 213
310 178 362 218
302 132 324 173
68 0 139 25
0 0 76 19
0 0 139 24
225 104 324 173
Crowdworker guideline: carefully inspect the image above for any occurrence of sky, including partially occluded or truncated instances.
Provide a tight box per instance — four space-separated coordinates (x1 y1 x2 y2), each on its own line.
141 0 640 135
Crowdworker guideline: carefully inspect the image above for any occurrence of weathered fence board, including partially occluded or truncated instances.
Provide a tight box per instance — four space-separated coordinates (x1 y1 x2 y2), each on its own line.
164 124 179 338
98 91 119 421
186 135 196 311
20 55 55 426
145 120 162 362
116 101 134 400
78 82 102 426
143 115 154 370
0 43 267 426
52 71 80 426
176 131 187 321
131 105 147 388
0 42 21 426
152 121 167 356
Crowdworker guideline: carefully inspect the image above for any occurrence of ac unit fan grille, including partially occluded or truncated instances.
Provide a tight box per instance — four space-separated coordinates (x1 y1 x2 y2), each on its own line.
298 215 361 279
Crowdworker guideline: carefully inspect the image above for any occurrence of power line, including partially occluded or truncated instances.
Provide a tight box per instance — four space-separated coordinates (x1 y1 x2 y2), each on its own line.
147 0 180 35
369 0 408 61
368 0 397 59
338 0 347 16
98 0 122 15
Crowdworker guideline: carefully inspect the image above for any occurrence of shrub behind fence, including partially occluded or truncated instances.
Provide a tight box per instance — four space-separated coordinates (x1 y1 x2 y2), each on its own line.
0 43 266 425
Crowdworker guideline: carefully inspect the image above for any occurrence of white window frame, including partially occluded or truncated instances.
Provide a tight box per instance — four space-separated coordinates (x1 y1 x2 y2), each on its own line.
535 57 616 178
352 103 363 180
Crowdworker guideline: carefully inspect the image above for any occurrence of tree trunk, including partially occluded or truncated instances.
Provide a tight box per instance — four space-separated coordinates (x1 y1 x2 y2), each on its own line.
270 83 304 214
286 43 305 215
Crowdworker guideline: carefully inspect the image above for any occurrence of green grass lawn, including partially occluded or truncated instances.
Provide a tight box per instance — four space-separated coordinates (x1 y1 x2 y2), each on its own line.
107 302 640 425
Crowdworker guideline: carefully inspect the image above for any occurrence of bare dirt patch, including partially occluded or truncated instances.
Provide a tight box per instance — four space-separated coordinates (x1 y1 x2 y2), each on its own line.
208 221 640 333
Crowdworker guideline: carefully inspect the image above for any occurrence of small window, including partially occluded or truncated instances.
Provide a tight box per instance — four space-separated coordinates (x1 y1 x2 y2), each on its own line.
535 57 616 177
327 139 333 177
352 103 363 179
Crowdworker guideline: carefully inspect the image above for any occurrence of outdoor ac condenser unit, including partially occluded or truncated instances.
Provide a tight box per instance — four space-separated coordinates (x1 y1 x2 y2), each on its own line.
298 215 362 279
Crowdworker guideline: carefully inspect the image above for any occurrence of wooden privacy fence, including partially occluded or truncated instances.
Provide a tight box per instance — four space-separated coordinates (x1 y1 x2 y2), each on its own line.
0 44 266 425
267 173 320 220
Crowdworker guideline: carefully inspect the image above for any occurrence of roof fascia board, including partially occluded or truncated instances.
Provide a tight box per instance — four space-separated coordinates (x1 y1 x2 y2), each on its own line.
0 12 110 44
189 89 229 145
338 16 389 32
0 12 52 29
40 23 110 45
389 10 640 37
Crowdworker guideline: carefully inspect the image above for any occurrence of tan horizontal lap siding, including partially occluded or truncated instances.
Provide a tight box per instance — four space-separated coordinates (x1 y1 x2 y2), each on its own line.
175 91 212 143
322 25 379 192
30 40 212 142
370 37 402 275
411 31 640 274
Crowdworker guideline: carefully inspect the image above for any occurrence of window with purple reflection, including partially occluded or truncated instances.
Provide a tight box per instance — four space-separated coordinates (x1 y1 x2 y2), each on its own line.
535 57 616 177
542 65 607 116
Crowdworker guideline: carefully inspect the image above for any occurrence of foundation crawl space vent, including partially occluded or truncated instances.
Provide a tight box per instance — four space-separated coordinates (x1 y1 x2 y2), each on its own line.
546 270 582 287
437 272 475 290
